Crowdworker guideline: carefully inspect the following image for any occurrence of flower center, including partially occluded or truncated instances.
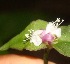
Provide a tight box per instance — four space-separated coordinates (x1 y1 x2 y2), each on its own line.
40 31 55 44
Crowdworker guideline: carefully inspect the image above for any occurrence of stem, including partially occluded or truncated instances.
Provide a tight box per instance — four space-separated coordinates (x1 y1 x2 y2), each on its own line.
43 48 50 64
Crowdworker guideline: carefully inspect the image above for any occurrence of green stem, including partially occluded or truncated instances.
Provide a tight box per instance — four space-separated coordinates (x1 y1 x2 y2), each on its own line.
43 48 50 64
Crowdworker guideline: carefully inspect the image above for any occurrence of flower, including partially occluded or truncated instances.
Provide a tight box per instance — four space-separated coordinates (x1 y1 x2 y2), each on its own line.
46 18 63 38
23 18 64 46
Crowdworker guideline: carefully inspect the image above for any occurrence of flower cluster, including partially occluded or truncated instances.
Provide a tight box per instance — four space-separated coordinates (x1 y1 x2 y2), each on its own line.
23 18 64 46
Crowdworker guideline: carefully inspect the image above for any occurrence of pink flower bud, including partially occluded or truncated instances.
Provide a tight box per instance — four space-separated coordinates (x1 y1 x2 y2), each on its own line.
41 33 54 44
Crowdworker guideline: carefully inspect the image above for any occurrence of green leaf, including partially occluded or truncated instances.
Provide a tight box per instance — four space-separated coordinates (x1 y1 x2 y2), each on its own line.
24 41 47 51
53 25 70 57
0 19 47 51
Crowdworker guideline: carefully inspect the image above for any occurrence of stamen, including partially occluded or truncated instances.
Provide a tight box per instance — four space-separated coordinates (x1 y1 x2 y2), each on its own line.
59 19 64 26
52 18 64 27
28 30 32 33
25 34 29 38
56 23 59 27
58 19 64 26
28 29 34 33
23 40 26 42
23 29 34 42
55 18 60 22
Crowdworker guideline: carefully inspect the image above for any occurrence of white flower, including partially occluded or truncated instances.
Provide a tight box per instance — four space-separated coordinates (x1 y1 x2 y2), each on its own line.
24 18 64 46
46 18 64 37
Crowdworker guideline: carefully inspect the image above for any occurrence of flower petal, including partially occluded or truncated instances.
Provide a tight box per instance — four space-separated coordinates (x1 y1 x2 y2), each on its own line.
33 30 43 35
30 30 43 46
52 28 61 37
30 35 42 46
46 22 57 34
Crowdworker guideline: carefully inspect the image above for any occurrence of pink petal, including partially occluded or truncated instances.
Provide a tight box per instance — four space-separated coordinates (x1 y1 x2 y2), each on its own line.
40 30 46 37
41 33 54 44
